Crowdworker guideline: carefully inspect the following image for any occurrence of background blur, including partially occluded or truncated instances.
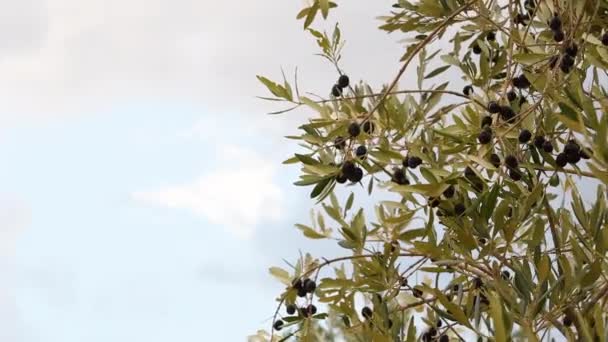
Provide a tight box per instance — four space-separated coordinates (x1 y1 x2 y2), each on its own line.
0 0 408 341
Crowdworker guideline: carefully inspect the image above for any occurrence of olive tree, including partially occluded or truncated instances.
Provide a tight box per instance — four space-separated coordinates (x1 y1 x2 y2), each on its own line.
250 0 608 341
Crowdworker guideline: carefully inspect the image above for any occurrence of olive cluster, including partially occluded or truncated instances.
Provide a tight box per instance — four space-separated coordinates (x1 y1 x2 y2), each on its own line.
332 76 378 186
273 278 318 331
421 320 448 342
331 74 350 97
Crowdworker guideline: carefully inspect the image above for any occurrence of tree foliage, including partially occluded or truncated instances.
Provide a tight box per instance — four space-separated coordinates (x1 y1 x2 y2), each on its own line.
251 0 608 341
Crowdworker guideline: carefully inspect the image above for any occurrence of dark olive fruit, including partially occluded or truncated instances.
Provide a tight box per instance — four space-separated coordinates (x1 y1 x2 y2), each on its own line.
566 152 581 164
464 166 477 179
286 304 297 315
336 173 348 184
509 168 522 181
488 101 501 113
429 197 440 208
478 130 492 144
579 148 592 159
308 304 317 315
564 141 580 155
429 328 438 336
563 315 573 327
533 135 546 148
565 43 578 57
490 153 501 167
422 332 432 342
472 43 482 54
479 237 487 245
443 185 455 198
412 288 423 298
387 319 393 328
500 105 515 121
481 115 493 127
556 153 568 167
440 335 449 342
362 120 375 134
273 319 284 331
549 55 559 69
463 85 473 96
355 145 367 158
603 32 608 46
487 31 496 41
473 277 483 289
436 320 443 328
455 203 466 216
349 167 364 182
332 84 342 97
392 168 409 185
337 74 350 88
501 270 511 280
519 96 528 106
334 136 346 150
554 30 565 42
513 74 530 89
400 276 408 287
297 287 307 297
505 155 519 168
342 161 356 178
303 279 316 293
302 304 317 317
452 284 460 292
292 278 303 290
348 122 361 137
549 15 562 31
507 90 517 102
562 54 575 68
542 141 554 153
407 156 423 169
519 129 532 143
515 13 529 25
361 306 373 320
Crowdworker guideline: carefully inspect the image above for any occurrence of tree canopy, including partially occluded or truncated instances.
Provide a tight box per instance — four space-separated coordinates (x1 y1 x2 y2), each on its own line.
251 0 608 341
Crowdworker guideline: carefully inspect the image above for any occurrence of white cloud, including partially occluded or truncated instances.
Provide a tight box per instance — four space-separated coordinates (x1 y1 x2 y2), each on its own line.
0 0 402 127
132 145 283 239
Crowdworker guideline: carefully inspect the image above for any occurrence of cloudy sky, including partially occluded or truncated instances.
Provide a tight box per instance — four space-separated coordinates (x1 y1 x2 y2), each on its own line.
0 0 406 341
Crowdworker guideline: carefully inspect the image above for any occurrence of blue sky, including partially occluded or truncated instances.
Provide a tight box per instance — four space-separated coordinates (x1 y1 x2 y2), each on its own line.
0 0 407 340
1 102 302 341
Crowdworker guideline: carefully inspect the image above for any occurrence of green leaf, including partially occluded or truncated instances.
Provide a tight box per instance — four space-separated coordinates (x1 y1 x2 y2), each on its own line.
424 65 450 79
269 267 291 285
489 294 507 342
256 75 290 99
296 224 328 239
303 3 319 29
580 261 601 288
512 53 550 65
432 288 472 329
391 183 449 197
295 153 319 165
319 0 329 18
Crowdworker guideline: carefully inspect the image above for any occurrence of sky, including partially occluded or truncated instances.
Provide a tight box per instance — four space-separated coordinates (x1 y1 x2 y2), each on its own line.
0 0 406 341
